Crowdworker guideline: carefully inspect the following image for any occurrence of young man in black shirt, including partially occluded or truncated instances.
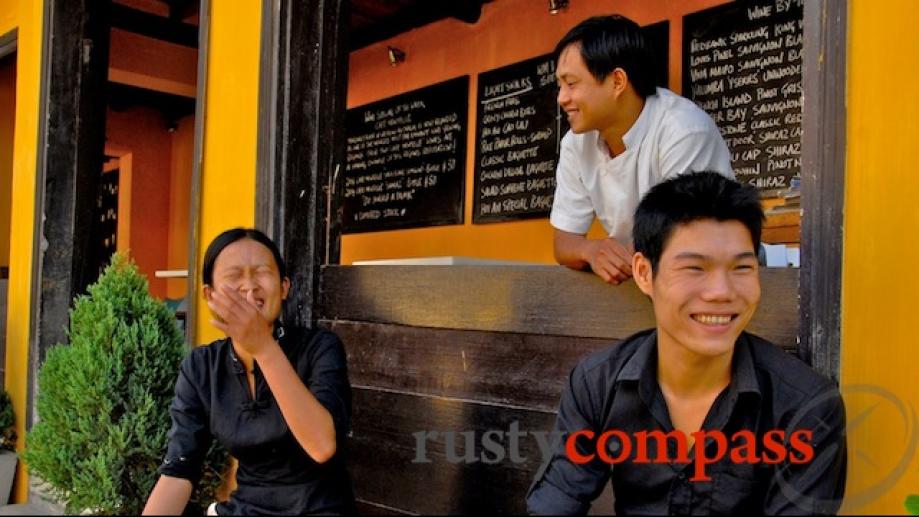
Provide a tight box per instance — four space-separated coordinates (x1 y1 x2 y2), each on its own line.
527 172 846 515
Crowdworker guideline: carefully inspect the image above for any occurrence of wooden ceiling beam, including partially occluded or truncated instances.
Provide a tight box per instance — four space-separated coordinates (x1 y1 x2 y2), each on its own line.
111 3 198 48
165 0 198 22
349 0 488 50
449 0 485 24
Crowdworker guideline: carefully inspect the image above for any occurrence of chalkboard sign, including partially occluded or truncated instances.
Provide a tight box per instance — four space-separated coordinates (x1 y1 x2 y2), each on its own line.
473 23 670 224
683 0 803 192
473 53 567 223
644 20 670 93
343 76 469 233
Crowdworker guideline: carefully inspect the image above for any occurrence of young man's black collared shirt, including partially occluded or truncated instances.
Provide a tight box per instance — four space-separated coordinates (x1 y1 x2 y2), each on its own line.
526 330 847 515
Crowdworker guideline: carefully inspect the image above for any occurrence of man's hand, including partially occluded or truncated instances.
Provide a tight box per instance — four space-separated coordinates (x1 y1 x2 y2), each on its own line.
583 238 633 284
554 229 634 284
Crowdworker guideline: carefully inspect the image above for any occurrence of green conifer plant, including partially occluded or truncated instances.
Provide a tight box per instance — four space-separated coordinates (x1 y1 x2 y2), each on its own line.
0 390 16 452
907 494 919 515
23 254 225 514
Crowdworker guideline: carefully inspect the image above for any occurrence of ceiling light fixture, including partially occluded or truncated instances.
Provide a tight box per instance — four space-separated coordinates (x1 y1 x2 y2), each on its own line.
549 0 569 15
387 46 406 66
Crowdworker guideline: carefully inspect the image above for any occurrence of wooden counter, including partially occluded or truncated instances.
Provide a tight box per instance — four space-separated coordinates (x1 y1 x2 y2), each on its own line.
318 265 799 514
763 209 802 245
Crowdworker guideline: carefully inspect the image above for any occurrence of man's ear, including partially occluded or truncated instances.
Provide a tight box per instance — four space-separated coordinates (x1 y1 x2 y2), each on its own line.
609 67 629 96
203 285 214 301
281 277 291 301
633 252 654 297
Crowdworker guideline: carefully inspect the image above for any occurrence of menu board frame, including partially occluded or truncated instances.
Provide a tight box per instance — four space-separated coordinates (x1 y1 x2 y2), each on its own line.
342 75 470 234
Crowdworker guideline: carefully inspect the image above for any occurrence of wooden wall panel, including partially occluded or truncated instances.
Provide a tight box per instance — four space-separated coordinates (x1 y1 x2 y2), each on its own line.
327 320 616 411
321 266 799 349
348 387 555 515
355 500 412 516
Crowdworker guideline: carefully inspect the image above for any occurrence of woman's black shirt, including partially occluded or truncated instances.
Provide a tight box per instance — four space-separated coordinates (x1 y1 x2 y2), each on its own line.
159 326 356 515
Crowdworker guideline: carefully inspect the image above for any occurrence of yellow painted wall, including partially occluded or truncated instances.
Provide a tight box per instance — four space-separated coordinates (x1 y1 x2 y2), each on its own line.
0 2 16 37
193 1 261 345
2 0 42 503
840 1 919 514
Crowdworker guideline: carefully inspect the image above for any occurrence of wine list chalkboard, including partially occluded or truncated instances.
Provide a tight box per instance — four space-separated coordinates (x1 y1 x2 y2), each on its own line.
473 22 669 224
683 0 803 192
342 76 469 233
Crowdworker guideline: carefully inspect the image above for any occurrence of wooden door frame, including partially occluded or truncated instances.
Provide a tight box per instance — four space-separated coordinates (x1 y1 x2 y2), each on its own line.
799 0 847 382
184 0 210 348
28 0 111 425
253 0 350 329
103 144 134 256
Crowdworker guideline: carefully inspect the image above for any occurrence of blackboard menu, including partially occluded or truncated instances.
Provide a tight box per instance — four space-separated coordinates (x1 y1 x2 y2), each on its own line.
343 76 469 233
473 53 568 223
684 0 803 192
473 23 670 223
644 20 671 94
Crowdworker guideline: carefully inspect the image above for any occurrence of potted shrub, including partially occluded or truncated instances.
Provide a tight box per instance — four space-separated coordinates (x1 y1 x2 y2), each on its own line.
23 254 226 515
907 494 919 515
0 389 16 505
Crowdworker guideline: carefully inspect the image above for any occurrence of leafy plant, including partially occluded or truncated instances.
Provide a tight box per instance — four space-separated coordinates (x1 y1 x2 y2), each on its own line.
0 390 15 452
23 253 226 515
906 494 919 515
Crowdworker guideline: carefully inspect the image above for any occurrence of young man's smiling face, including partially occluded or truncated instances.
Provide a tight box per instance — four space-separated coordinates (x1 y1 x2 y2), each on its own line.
634 218 761 359
555 43 620 134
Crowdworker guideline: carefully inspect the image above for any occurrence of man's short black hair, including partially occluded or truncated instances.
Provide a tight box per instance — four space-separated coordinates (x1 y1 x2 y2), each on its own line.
554 15 657 98
633 172 763 272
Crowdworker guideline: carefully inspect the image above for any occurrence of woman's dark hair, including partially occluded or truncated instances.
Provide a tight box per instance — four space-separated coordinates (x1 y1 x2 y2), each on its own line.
202 228 287 285
633 172 764 272
554 15 657 98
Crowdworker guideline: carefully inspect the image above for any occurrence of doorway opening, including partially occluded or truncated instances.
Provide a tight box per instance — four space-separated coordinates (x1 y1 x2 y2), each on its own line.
0 46 16 388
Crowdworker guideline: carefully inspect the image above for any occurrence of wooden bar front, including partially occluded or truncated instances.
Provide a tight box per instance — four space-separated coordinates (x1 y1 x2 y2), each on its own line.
318 266 799 514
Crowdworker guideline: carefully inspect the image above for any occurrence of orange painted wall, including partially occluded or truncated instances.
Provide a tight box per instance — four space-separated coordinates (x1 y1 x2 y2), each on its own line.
343 0 729 264
167 114 194 300
106 106 174 298
0 56 14 268
107 25 196 301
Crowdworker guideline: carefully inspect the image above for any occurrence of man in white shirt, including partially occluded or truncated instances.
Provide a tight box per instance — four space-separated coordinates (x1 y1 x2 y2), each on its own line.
551 15 733 284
